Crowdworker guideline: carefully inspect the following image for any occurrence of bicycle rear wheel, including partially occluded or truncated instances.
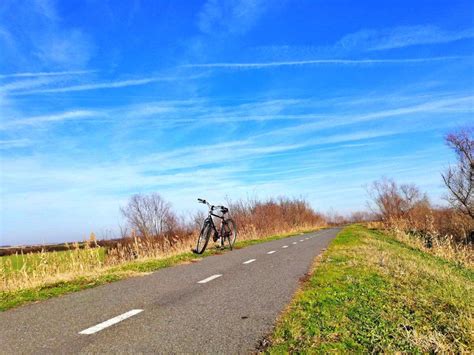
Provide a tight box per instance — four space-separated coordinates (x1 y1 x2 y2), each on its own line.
223 218 237 250
195 222 211 254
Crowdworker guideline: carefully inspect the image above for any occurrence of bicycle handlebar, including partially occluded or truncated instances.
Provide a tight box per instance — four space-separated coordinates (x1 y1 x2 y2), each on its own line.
197 198 228 213
197 198 213 209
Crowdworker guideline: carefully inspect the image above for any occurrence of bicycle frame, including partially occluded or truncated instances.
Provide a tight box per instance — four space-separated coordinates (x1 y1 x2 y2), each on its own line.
194 198 236 254
202 203 227 241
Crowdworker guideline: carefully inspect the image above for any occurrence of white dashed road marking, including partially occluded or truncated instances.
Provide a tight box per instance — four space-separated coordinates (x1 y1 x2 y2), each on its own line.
267 250 276 254
198 274 222 284
243 259 256 264
300 239 304 242
282 245 288 248
292 242 297 245
79 309 143 335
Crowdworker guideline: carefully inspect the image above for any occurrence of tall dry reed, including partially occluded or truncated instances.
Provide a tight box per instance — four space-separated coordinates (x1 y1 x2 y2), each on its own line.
1 241 104 292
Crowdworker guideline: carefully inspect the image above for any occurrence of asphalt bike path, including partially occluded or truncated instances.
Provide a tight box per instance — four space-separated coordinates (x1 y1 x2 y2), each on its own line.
0 228 340 354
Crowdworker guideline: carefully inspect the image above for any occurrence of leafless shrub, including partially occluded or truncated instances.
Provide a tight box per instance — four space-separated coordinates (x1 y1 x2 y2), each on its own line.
367 177 429 222
348 210 376 223
324 209 347 225
227 196 326 240
430 207 473 243
120 193 177 238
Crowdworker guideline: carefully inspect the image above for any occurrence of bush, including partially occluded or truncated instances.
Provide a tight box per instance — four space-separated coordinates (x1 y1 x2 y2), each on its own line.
227 197 326 240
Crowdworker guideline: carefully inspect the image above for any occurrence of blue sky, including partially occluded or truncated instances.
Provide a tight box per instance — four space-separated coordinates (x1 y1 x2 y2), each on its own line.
0 0 473 245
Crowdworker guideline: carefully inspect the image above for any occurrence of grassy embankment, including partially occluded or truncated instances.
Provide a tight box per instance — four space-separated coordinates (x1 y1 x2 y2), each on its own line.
0 228 321 312
268 225 473 353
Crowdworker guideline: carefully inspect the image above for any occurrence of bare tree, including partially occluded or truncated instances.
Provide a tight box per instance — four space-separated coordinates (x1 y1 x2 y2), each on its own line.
120 193 175 238
349 210 376 223
367 178 429 221
441 128 474 219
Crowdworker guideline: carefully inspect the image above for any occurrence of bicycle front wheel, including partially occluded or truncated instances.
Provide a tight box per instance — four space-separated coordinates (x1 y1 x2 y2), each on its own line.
195 222 211 254
223 218 237 250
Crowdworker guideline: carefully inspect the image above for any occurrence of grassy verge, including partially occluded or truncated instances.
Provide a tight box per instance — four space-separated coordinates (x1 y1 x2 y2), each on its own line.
0 228 319 312
1 247 107 273
268 225 473 353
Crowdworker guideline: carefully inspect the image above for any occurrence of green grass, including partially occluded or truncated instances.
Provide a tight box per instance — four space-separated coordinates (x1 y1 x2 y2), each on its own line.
1 248 107 274
268 225 474 353
0 228 320 312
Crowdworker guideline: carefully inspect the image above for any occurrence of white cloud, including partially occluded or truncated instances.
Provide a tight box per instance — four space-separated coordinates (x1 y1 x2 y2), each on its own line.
0 70 94 79
3 92 471 133
182 56 465 69
7 73 208 95
35 29 94 68
1 0 94 69
257 95 474 139
337 25 474 51
0 139 32 149
249 26 474 65
10 76 179 95
0 77 60 92
0 110 100 130
198 0 268 35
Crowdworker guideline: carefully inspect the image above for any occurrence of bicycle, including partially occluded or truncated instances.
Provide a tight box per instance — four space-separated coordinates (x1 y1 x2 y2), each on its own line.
193 198 237 254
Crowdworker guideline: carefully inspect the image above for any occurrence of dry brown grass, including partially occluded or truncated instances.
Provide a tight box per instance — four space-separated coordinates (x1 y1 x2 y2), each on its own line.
371 207 474 268
389 228 474 268
364 219 473 268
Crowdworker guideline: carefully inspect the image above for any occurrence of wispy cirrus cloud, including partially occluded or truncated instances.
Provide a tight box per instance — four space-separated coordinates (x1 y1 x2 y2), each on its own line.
182 56 466 69
16 77 171 95
249 25 474 66
0 138 32 149
198 0 269 36
0 0 94 69
258 95 474 139
0 110 100 130
4 75 197 95
0 70 94 79
0 77 61 92
36 29 94 68
337 25 474 52
3 92 470 133
0 70 96 96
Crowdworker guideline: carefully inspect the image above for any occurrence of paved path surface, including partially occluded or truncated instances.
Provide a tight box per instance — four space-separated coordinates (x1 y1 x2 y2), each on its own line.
0 228 340 354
